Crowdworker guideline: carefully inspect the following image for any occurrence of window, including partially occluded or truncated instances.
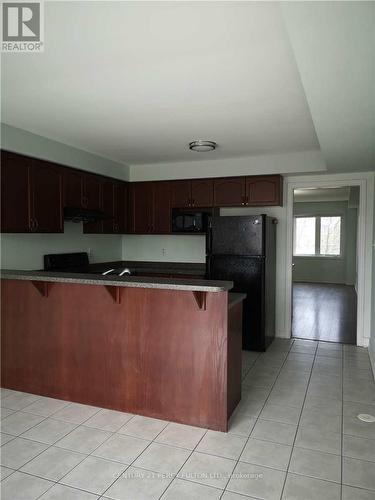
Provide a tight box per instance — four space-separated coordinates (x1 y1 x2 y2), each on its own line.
294 216 342 257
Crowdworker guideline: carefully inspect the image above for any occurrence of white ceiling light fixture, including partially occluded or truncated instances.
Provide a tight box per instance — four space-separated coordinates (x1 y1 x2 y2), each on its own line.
189 140 217 152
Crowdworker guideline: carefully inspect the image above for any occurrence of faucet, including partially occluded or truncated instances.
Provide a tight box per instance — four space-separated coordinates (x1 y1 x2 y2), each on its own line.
102 269 115 275
118 268 131 276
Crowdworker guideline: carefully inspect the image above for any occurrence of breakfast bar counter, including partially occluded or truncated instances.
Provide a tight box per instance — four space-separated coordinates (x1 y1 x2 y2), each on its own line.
1 271 243 432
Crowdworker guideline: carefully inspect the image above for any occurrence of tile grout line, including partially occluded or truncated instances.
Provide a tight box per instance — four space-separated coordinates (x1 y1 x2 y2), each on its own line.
1 403 108 499
5 403 155 499
100 349 262 498
27 405 118 500
53 413 171 498
98 422 210 499
3 343 373 498
278 341 319 500
223 339 297 498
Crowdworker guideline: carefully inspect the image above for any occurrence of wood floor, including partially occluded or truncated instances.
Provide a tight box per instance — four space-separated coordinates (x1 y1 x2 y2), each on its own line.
292 282 357 344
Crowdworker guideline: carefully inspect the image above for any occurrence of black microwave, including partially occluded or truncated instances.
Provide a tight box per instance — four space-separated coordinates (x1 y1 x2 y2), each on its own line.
172 209 208 233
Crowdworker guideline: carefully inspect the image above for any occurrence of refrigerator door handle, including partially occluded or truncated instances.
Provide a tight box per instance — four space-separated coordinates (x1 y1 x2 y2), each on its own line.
206 221 213 255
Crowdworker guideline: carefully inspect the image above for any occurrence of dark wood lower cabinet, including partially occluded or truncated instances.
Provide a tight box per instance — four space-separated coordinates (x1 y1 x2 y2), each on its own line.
1 279 241 431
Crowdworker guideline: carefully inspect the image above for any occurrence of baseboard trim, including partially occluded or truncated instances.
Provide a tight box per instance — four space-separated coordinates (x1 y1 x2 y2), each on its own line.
293 280 349 285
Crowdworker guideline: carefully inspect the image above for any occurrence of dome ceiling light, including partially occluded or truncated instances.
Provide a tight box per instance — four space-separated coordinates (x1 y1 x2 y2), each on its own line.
189 140 217 152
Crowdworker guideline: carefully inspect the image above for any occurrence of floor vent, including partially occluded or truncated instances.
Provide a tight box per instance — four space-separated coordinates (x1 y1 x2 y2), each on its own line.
357 414 375 423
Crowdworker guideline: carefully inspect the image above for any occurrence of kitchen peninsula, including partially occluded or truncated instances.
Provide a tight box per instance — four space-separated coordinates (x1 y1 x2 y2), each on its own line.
1 270 244 432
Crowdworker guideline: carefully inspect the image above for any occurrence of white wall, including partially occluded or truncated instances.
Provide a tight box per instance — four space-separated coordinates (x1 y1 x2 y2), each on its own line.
122 234 206 263
1 124 129 181
1 222 122 270
369 178 375 375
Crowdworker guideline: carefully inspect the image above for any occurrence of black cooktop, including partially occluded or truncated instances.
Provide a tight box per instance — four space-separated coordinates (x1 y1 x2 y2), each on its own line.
44 252 110 275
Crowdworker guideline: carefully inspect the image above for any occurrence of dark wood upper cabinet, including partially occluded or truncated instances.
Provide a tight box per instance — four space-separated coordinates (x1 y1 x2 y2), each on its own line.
100 180 128 234
1 150 283 236
114 182 128 234
213 177 246 207
82 174 103 234
1 152 63 233
153 181 171 233
128 181 171 234
1 150 31 232
171 179 213 208
83 174 102 210
129 182 154 233
170 180 191 208
31 159 63 233
191 179 214 208
63 168 84 208
246 175 282 206
102 180 115 234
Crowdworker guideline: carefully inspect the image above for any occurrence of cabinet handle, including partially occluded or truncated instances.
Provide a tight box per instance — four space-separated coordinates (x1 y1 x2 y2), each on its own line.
245 195 249 206
114 223 119 232
29 218 34 232
34 218 39 230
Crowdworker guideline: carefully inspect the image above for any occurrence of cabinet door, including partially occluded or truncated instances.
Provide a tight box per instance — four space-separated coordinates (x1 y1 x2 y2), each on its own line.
63 168 83 208
84 174 102 210
83 174 103 233
102 180 115 233
191 179 213 207
170 180 191 208
31 159 63 233
129 182 153 233
114 182 128 234
246 175 283 206
1 151 32 232
153 181 171 233
213 177 246 207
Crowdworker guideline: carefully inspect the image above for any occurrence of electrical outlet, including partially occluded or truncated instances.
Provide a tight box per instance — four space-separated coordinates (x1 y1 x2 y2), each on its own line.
87 248 92 258
162 248 167 256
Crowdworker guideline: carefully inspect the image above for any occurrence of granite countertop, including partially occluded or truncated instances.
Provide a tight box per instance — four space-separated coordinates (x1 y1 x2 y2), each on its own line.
1 269 233 293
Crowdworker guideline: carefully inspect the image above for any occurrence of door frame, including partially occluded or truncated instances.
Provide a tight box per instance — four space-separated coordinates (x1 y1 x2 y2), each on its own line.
285 171 374 347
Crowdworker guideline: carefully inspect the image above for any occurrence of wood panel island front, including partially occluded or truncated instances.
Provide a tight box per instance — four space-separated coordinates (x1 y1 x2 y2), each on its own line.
1 271 244 432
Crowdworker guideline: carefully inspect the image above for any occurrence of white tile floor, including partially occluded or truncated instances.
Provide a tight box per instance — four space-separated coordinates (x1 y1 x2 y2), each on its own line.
1 339 375 500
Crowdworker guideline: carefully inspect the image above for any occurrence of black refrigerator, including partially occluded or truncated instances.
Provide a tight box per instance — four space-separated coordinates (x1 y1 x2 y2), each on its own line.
207 215 276 351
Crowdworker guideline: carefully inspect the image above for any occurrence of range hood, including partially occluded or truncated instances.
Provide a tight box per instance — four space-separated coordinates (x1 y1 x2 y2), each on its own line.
64 207 113 223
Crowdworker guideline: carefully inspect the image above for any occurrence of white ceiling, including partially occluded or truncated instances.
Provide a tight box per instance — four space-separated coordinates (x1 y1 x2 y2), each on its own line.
1 1 374 174
282 1 375 173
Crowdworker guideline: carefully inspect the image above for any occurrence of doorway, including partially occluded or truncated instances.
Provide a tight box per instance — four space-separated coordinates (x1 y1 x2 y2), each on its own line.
291 187 358 344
